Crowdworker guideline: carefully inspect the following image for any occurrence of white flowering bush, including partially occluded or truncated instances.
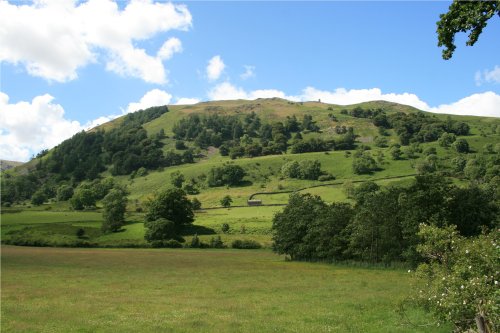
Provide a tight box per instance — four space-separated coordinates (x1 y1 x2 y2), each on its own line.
411 224 499 332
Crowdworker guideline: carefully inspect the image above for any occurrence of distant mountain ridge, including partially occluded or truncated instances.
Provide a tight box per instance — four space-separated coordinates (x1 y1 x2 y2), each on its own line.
1 160 23 172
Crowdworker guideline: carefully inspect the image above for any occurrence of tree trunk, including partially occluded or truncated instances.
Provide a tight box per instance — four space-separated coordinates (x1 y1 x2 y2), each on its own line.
475 314 488 333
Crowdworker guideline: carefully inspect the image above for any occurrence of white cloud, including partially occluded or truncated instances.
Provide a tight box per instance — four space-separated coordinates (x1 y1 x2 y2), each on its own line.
428 92 500 118
475 65 500 86
0 0 192 83
125 89 172 113
206 55 225 81
158 37 183 60
207 82 500 118
208 82 292 101
240 65 255 80
0 92 84 162
297 87 431 110
175 97 200 105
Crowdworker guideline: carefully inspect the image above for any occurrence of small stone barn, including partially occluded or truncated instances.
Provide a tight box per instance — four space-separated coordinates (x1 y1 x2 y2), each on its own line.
247 199 262 206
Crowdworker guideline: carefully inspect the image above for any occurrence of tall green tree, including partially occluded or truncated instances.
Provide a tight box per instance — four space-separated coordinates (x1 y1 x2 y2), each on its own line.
145 188 194 231
101 189 128 233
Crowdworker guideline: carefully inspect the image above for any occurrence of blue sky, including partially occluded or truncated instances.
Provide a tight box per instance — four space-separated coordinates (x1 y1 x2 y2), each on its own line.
1 0 499 161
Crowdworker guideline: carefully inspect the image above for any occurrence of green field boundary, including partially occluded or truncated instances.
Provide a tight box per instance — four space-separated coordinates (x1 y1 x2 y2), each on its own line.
248 173 417 200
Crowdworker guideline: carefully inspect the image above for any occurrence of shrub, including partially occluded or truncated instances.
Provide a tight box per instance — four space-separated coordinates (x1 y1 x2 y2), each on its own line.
231 239 262 249
207 164 246 187
299 160 322 180
190 234 201 248
452 138 469 153
438 132 456 147
56 185 74 201
31 190 46 206
175 140 187 150
220 195 232 208
280 161 301 178
318 174 335 182
209 236 225 248
150 239 183 248
76 228 85 238
352 153 377 174
221 223 230 233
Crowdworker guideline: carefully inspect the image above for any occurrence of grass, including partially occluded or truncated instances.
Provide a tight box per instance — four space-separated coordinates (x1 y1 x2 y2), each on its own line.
1 245 450 333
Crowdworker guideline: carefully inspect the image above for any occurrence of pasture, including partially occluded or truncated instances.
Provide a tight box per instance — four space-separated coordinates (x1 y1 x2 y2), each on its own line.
1 246 449 333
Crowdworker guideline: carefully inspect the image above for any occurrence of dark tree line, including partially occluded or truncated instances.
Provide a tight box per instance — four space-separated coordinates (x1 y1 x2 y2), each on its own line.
1 106 195 204
272 175 498 265
342 106 470 146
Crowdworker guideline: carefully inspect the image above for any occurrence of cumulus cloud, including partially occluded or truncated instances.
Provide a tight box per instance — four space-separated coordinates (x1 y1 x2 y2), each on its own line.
240 65 256 80
0 0 192 83
175 97 200 105
0 92 84 162
206 55 225 81
208 82 290 101
157 37 183 60
207 82 500 118
475 65 500 86
297 87 431 110
125 89 172 113
428 92 500 118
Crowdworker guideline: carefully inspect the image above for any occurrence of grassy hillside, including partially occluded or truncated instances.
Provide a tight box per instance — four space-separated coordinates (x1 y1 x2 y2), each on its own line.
1 245 449 333
0 159 23 171
2 98 499 248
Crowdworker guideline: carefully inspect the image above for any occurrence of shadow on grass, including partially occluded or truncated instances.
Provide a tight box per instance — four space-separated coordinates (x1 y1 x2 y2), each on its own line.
180 224 216 236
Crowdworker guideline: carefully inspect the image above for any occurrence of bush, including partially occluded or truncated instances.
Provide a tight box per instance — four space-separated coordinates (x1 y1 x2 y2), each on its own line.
231 239 262 249
452 138 469 153
318 174 335 182
76 228 85 238
352 153 377 174
207 164 246 187
150 239 183 248
220 195 233 208
31 190 47 206
209 236 225 248
56 185 74 201
221 223 230 233
280 161 301 178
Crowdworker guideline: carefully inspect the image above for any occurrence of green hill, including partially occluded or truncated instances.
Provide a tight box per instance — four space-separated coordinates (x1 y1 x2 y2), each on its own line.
2 98 499 248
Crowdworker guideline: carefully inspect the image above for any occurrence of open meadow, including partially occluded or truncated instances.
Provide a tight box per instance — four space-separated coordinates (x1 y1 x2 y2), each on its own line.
1 245 449 333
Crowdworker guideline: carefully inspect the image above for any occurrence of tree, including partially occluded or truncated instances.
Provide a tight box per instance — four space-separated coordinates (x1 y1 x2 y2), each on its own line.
170 171 185 188
207 164 245 187
411 224 499 332
220 195 233 208
437 1 499 60
31 190 46 206
272 193 326 260
438 132 456 147
280 161 301 179
299 160 322 180
101 189 127 233
452 138 470 153
144 218 177 242
70 188 96 210
145 188 194 231
56 185 74 201
389 146 402 160
352 153 377 174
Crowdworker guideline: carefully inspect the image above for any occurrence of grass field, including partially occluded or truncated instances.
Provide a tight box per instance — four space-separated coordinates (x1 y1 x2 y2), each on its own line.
0 246 450 333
